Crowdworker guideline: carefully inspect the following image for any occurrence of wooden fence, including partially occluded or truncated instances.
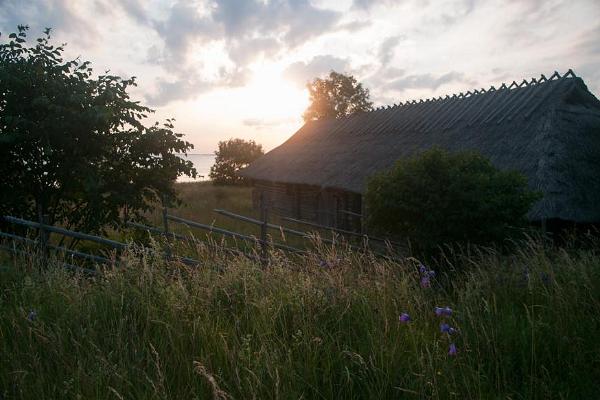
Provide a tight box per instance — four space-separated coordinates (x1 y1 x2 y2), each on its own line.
0 195 402 273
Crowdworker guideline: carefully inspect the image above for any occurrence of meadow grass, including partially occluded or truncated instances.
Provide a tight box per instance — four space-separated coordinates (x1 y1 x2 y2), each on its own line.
148 182 257 236
1 237 599 399
137 182 344 253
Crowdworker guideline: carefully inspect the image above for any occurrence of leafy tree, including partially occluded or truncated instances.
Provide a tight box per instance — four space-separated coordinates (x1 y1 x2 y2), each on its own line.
365 148 540 255
0 26 196 235
209 138 264 185
303 71 373 122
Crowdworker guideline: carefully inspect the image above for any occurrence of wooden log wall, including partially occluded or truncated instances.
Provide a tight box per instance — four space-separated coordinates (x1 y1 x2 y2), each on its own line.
252 180 362 231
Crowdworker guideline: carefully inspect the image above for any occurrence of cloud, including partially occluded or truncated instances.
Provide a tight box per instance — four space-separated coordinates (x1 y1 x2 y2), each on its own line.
145 78 209 107
146 66 251 106
438 0 478 26
377 35 404 65
283 55 351 87
117 0 150 25
145 0 343 105
384 71 475 92
228 37 281 65
335 19 372 32
352 0 404 11
573 23 600 57
0 0 97 45
153 0 341 66
242 117 295 129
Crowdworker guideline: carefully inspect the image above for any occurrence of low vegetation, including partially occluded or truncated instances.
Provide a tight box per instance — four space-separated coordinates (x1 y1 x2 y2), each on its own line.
366 148 540 256
1 234 599 399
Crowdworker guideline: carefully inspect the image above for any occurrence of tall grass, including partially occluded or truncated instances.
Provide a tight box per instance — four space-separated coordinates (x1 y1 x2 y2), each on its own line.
1 238 599 399
150 182 256 236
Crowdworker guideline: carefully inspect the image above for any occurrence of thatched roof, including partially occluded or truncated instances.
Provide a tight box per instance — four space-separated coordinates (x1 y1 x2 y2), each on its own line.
241 70 600 222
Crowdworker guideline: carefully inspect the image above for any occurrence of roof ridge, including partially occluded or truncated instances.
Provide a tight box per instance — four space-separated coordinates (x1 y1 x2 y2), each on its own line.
369 69 578 113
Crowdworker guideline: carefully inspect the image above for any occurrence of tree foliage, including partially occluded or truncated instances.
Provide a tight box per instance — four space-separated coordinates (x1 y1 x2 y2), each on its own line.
365 148 540 254
209 138 264 185
303 71 373 122
0 26 196 234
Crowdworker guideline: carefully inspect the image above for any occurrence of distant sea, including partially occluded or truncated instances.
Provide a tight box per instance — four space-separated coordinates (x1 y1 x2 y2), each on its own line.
177 154 215 182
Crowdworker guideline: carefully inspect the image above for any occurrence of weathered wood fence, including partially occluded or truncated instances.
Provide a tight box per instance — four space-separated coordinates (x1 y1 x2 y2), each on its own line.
1 194 402 273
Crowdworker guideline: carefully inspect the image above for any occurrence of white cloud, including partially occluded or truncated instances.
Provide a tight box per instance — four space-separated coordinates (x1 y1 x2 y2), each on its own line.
283 55 352 88
1 0 599 151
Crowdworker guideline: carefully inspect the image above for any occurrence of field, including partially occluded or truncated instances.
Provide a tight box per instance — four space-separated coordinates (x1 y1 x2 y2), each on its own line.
141 182 340 252
1 183 600 399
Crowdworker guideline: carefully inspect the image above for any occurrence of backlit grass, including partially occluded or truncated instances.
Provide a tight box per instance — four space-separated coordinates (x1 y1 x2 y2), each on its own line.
1 239 599 399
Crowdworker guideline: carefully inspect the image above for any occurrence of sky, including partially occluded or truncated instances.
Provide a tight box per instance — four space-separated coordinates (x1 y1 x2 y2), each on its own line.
1 0 599 153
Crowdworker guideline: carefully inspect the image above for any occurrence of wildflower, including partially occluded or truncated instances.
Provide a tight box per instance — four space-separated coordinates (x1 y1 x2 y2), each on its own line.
435 306 452 317
440 323 456 334
428 270 436 278
419 264 428 274
448 343 457 356
420 276 431 288
399 313 411 323
27 310 37 322
319 260 328 268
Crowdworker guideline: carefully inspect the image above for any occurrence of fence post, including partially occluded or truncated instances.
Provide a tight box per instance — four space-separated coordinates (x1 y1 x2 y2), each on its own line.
260 191 269 266
162 195 171 261
38 212 49 268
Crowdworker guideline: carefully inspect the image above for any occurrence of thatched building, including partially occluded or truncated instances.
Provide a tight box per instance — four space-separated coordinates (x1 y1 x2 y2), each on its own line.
240 70 600 231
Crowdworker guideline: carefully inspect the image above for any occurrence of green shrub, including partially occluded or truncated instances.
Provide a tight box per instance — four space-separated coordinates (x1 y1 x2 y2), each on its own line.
365 148 540 254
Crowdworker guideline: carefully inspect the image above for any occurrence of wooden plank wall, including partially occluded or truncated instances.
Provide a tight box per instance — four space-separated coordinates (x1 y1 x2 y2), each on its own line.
252 181 362 231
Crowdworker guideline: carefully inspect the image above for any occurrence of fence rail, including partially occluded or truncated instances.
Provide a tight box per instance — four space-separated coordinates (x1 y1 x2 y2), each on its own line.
167 213 305 254
0 231 111 264
1 195 403 273
281 216 402 248
0 215 206 272
3 216 127 250
214 208 332 244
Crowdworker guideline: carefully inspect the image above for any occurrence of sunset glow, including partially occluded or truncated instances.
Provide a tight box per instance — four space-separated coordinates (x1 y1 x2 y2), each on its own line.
243 66 310 121
1 0 598 153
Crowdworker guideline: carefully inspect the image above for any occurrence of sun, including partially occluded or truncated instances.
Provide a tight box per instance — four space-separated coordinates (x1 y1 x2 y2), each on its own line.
241 65 309 120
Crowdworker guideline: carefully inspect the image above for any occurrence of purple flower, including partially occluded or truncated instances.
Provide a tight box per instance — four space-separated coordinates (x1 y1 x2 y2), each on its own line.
319 260 328 268
428 270 436 278
440 323 456 334
435 306 452 317
27 310 37 322
419 264 428 274
448 343 457 356
399 313 411 323
420 276 431 288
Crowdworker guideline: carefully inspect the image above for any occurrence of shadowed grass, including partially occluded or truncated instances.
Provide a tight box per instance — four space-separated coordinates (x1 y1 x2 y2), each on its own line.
138 182 346 253
150 182 256 236
1 239 599 399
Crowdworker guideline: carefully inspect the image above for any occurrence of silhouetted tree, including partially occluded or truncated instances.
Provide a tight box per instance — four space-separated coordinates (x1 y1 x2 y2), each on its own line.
303 71 373 121
209 139 264 185
0 26 196 235
210 138 264 185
